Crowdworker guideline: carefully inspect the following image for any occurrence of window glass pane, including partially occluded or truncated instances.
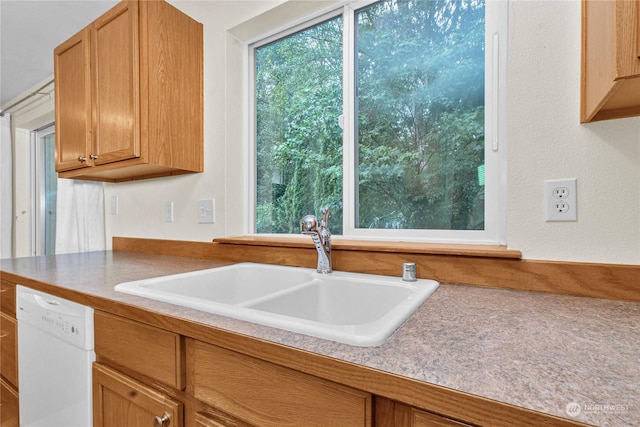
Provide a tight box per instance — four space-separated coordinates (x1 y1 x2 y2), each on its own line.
44 133 57 255
355 0 485 230
255 16 343 234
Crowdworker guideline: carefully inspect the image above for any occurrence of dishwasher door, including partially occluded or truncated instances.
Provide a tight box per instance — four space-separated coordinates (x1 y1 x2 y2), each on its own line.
17 285 95 427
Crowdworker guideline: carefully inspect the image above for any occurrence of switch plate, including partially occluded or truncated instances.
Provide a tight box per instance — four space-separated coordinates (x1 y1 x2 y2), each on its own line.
199 199 215 224
110 195 119 215
545 178 577 221
165 201 174 222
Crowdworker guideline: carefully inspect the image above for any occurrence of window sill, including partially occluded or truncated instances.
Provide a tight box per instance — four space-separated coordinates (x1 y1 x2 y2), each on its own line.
113 236 637 301
213 235 522 259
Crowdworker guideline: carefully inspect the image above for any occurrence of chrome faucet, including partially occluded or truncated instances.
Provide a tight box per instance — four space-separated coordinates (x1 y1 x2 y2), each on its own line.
301 206 332 273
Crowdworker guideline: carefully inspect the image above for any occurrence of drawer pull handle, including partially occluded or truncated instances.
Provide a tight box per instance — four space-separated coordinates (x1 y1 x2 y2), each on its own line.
153 413 171 427
78 156 87 162
89 154 98 160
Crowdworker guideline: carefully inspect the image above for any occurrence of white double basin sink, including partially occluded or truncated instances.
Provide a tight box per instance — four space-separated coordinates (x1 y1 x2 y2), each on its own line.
115 263 439 346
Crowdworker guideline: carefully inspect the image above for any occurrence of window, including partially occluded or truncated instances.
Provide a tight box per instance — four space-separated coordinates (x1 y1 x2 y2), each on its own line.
254 15 344 234
251 0 507 244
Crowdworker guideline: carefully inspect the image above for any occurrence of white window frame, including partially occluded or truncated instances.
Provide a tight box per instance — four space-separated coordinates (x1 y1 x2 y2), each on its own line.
248 0 509 245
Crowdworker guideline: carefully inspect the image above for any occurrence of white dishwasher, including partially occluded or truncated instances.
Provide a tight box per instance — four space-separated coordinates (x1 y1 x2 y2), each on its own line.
17 285 95 427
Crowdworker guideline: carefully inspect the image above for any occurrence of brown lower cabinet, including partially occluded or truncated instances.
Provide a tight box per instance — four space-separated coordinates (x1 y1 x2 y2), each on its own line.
93 311 373 427
0 377 19 427
0 279 18 427
92 310 484 427
93 363 183 427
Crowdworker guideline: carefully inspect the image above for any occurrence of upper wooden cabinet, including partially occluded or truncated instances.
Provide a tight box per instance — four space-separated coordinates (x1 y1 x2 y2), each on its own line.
581 0 640 122
54 0 203 182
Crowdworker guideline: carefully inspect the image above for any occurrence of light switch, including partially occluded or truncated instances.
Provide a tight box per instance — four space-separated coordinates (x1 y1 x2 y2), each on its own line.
110 196 119 215
165 201 174 222
199 199 215 224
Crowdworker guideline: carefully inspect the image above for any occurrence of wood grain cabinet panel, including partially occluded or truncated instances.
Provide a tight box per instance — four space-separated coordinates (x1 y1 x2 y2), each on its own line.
54 27 92 172
189 339 372 427
54 0 203 182
0 280 19 427
192 410 254 427
375 397 473 427
0 312 17 388
93 363 182 427
581 0 640 122
411 409 473 427
1 279 16 317
91 1 140 167
0 377 19 427
94 310 185 389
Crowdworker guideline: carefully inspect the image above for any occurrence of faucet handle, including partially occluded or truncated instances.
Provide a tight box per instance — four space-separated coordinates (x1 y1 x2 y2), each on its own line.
320 206 330 229
301 215 319 234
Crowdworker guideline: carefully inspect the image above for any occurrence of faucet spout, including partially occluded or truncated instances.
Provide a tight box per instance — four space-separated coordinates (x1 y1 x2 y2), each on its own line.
301 207 332 273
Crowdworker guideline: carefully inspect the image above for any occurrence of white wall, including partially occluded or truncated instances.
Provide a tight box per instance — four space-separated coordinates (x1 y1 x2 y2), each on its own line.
507 0 639 264
104 0 640 265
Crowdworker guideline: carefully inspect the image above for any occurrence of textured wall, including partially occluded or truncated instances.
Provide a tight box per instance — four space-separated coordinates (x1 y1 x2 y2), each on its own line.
507 0 639 263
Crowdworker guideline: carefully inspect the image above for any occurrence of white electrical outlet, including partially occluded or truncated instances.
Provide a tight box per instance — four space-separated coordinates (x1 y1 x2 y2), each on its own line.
545 179 577 221
165 201 174 222
199 199 215 224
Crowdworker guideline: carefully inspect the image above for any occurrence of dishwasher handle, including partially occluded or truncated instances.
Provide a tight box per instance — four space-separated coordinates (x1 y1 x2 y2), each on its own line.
16 285 94 350
18 287 88 319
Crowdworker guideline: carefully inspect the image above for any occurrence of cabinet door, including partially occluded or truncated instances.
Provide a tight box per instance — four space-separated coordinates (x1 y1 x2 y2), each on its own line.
0 377 19 427
0 312 18 387
637 2 640 60
616 0 640 77
54 27 92 172
93 363 182 427
91 1 140 166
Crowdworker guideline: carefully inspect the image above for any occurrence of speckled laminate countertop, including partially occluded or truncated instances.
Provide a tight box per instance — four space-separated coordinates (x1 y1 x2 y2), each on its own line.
2 250 638 426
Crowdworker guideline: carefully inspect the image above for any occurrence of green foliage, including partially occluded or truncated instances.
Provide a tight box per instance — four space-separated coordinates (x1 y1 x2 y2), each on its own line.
256 0 486 234
256 16 344 233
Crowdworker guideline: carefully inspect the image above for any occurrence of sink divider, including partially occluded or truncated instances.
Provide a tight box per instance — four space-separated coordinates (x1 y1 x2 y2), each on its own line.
236 279 318 308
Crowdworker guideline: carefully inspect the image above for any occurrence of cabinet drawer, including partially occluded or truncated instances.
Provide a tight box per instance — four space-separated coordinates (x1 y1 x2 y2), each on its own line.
0 377 19 427
189 340 372 427
0 279 16 316
0 312 18 386
94 311 184 389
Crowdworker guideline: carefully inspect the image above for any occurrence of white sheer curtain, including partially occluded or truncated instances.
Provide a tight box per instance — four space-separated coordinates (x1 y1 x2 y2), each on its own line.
1 113 12 259
55 179 105 254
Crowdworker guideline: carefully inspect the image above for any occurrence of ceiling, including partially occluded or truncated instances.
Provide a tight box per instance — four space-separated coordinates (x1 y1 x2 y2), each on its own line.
0 0 118 108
